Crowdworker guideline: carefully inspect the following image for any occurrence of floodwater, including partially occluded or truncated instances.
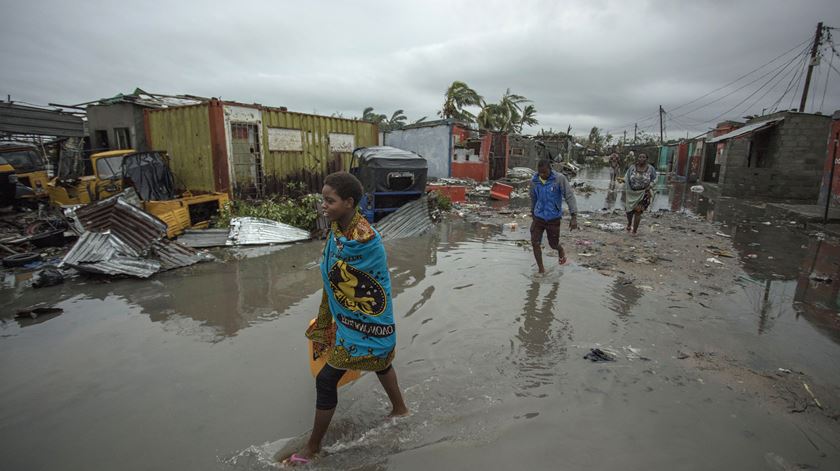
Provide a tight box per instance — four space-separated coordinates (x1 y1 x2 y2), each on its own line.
1 168 839 470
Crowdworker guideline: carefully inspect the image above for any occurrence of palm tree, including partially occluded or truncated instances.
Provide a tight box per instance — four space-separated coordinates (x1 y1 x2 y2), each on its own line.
387 109 408 130
361 106 386 125
478 89 534 133
517 104 539 133
440 81 483 123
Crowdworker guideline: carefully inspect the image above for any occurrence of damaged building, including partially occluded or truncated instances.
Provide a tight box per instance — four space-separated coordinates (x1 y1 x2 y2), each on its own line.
702 111 832 201
383 120 509 181
81 90 379 198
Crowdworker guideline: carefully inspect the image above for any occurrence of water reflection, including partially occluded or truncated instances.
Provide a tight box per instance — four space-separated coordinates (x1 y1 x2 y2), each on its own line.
512 280 570 395
666 178 840 343
606 276 644 318
794 239 840 344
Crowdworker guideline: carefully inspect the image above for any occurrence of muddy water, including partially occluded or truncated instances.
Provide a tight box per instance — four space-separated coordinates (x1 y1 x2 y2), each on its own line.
1 168 839 470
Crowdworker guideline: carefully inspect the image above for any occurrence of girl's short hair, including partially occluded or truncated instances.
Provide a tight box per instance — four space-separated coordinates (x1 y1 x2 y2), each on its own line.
324 171 364 207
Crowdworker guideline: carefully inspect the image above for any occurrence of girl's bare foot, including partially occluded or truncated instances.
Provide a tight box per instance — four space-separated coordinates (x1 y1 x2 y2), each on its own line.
281 446 317 467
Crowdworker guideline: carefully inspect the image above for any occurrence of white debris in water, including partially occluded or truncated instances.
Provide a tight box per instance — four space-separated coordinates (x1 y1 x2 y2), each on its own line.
597 222 626 232
706 257 724 265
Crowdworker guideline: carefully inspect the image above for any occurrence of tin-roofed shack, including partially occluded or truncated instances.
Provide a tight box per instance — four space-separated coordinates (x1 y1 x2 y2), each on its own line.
706 111 831 201
82 89 207 153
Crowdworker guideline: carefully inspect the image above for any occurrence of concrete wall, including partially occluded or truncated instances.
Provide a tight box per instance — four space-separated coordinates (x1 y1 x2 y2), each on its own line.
508 134 548 169
384 125 451 178
86 103 149 151
718 113 831 201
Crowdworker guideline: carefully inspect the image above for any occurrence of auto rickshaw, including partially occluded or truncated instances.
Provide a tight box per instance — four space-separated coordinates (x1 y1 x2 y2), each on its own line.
351 146 428 222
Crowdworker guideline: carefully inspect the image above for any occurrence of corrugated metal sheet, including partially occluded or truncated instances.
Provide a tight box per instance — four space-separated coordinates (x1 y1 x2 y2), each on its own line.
0 102 85 137
61 232 161 278
177 229 232 248
62 231 138 264
375 196 434 240
75 256 161 278
260 110 379 192
228 217 311 245
152 238 210 270
146 103 216 192
707 118 784 143
75 193 167 253
64 191 206 277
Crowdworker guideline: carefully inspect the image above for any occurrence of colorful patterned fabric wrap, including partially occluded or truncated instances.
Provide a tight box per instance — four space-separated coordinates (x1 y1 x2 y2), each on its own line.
306 213 395 371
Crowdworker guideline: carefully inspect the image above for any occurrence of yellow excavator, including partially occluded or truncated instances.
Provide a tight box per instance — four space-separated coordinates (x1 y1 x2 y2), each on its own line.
47 149 229 238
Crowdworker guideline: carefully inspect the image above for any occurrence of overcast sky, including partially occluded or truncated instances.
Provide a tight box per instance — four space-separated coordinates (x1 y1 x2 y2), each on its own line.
2 0 839 138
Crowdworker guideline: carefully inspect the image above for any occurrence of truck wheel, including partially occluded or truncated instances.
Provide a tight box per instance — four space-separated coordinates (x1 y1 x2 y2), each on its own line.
2 252 42 268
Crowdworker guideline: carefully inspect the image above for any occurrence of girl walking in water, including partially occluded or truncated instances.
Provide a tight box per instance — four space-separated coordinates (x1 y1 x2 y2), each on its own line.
283 171 408 466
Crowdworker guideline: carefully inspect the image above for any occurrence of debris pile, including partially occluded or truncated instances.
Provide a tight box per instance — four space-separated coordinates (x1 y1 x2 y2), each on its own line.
61 192 210 278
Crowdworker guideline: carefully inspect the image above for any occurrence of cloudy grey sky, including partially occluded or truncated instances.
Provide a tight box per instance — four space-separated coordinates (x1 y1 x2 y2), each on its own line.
2 0 839 138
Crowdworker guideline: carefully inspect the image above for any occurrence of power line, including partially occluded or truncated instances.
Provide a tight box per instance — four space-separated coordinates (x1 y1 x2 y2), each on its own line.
820 49 833 110
673 44 810 126
788 52 809 110
605 35 813 135
739 50 809 117
672 42 812 120
770 50 811 112
667 35 813 115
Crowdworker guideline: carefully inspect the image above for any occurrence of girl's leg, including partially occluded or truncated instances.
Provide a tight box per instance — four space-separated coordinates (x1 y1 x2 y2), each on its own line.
376 366 409 417
632 211 642 234
288 365 345 462
625 211 633 231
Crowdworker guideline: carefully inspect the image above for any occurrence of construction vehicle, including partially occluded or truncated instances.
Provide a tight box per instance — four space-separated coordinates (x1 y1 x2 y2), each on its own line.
0 144 51 201
47 149 229 238
0 155 16 208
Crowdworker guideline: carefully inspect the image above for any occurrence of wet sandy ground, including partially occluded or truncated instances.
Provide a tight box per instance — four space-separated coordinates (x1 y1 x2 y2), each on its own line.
1 168 839 470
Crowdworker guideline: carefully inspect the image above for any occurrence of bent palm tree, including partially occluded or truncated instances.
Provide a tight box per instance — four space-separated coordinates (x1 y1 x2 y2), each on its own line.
440 81 483 123
517 104 539 133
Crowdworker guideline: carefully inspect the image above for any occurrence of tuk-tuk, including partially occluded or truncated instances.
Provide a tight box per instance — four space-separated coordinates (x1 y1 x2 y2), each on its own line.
351 146 428 223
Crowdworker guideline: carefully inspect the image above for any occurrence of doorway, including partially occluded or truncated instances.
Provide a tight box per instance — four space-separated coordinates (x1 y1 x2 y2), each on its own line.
230 123 264 198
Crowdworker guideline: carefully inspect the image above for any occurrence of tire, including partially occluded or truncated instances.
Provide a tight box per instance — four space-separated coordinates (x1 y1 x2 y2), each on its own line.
2 252 41 268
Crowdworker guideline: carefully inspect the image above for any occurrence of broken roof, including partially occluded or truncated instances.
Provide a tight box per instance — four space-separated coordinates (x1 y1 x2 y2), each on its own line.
706 117 784 143
79 88 208 109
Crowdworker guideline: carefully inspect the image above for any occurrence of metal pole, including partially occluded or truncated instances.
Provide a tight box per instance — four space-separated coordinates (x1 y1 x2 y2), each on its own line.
824 132 839 224
799 22 823 112
659 105 664 144
634 123 637 144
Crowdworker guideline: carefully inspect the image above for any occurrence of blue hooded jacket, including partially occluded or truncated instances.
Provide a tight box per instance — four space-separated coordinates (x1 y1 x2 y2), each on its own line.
530 170 577 221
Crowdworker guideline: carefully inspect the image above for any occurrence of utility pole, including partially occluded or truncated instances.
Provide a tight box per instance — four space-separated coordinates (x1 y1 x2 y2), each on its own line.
623 130 627 148
659 105 665 144
825 131 839 224
799 22 824 112
634 123 638 144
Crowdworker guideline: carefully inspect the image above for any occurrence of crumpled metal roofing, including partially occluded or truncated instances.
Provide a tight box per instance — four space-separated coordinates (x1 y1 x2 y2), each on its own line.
228 217 311 245
62 190 207 277
176 229 231 248
61 231 160 278
74 190 166 253
152 238 212 271
375 196 434 240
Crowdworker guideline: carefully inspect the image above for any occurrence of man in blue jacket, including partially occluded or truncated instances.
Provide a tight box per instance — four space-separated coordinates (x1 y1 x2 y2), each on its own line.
530 159 578 273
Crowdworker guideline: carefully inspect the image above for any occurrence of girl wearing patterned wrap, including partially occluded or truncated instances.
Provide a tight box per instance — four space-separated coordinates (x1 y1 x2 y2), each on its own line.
624 153 657 235
282 171 409 467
